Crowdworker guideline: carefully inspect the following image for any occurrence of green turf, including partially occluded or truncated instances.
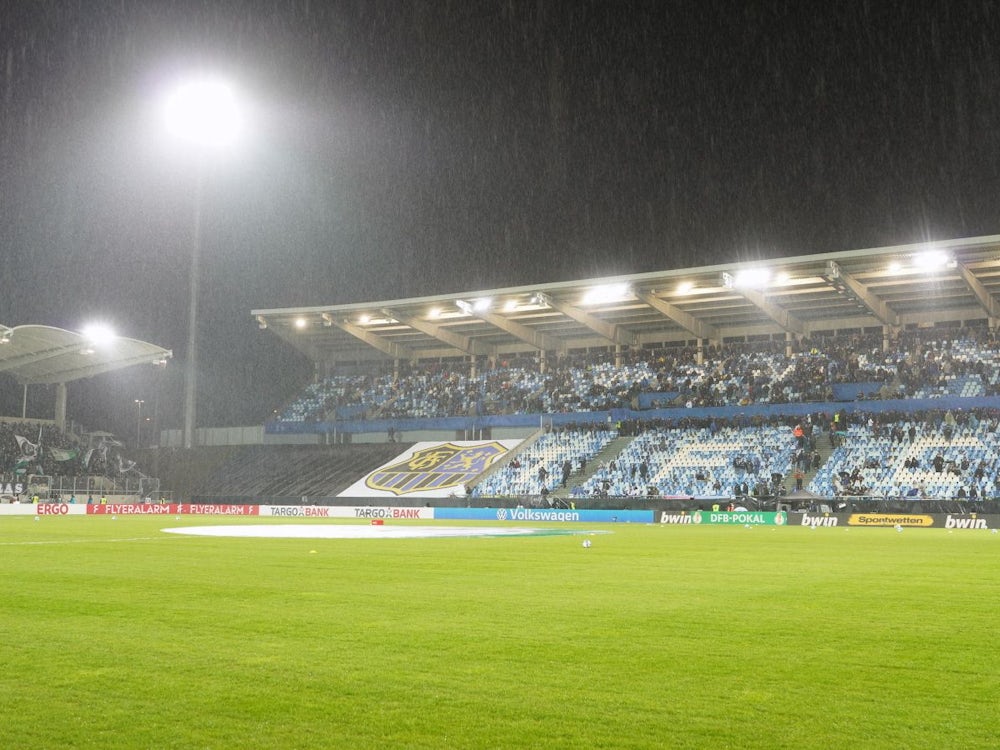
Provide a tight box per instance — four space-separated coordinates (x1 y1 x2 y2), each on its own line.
2 516 998 748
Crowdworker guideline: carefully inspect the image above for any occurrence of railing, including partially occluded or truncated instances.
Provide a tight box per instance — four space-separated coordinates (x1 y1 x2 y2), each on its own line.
27 474 162 500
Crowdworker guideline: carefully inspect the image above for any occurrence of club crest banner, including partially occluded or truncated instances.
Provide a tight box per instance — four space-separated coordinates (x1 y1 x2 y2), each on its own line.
340 440 521 497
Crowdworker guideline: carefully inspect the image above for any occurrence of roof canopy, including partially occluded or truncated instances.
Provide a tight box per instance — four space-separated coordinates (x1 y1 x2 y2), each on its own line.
253 235 1000 366
0 325 172 385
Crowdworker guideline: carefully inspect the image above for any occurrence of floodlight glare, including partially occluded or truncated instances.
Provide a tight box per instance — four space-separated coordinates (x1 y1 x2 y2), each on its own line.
914 250 950 271
81 323 116 347
163 76 243 151
473 298 492 312
581 283 629 305
732 268 771 288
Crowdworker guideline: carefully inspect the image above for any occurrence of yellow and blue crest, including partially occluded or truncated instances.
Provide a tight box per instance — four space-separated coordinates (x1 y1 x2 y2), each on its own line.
365 441 508 496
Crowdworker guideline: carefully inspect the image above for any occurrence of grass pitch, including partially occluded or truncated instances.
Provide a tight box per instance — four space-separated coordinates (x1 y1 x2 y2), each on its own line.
2 515 998 749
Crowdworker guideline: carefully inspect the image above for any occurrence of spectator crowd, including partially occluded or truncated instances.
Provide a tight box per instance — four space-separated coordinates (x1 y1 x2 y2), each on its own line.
273 327 1000 425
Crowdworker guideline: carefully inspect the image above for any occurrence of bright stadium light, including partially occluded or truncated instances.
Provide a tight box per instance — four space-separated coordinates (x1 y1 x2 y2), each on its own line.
732 267 772 288
162 77 244 152
913 249 951 271
581 283 629 305
81 323 117 347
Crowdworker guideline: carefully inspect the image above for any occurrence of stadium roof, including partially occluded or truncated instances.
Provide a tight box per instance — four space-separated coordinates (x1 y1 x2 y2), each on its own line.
0 325 172 385
253 235 1000 366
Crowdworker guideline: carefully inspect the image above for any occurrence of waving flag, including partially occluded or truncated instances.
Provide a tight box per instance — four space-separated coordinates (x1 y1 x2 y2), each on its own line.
48 447 78 462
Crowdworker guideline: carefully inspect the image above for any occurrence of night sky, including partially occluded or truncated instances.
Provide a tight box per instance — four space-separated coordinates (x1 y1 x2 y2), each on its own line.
2 1 1000 440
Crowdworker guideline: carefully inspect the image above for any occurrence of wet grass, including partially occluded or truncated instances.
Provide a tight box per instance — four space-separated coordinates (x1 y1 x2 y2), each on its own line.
1 516 998 748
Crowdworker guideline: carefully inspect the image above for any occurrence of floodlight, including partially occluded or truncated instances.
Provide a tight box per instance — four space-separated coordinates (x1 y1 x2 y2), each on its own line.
160 73 248 450
81 323 116 347
581 283 629 305
163 76 243 151
914 250 950 271
732 268 771 288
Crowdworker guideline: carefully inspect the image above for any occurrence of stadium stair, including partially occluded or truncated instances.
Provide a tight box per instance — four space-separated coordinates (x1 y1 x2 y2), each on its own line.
568 435 633 491
800 431 835 489
367 392 402 420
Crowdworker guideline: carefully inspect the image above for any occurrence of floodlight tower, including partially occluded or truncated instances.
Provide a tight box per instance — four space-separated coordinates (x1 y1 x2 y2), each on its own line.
161 76 243 449
134 399 145 447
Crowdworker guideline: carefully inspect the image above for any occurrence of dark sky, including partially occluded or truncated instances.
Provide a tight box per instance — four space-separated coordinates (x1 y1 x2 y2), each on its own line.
2 1 1000 440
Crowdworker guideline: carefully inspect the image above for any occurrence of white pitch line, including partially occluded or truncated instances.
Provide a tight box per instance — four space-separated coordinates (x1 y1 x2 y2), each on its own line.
0 537 163 546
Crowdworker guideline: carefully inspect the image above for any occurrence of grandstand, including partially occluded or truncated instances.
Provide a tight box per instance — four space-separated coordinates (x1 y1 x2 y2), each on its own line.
243 235 1000 509
10 237 1000 510
0 326 171 504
